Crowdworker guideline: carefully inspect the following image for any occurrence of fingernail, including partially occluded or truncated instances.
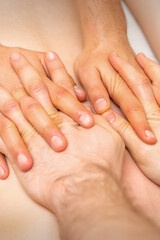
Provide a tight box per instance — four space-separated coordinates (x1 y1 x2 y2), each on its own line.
0 166 5 178
51 135 64 149
17 154 29 167
145 130 156 139
74 86 85 95
46 52 56 61
95 98 108 113
112 51 119 57
79 112 93 127
105 112 116 123
11 52 21 61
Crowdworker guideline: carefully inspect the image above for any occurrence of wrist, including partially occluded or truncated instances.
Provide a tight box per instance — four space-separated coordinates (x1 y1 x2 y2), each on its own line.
83 34 130 52
48 164 133 239
48 164 159 240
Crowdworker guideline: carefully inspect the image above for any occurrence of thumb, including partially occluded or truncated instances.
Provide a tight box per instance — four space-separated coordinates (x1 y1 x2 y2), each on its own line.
102 110 141 157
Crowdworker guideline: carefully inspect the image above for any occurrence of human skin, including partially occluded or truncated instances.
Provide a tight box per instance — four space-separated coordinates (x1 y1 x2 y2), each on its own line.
105 52 160 185
0 46 94 179
0 62 159 239
0 0 160 238
74 0 156 144
105 53 160 226
124 0 160 62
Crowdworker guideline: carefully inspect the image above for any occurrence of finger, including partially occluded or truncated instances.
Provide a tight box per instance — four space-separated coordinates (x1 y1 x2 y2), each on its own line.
109 51 159 115
103 110 160 185
44 80 94 128
10 52 57 115
45 52 86 101
136 53 160 104
19 95 67 152
77 66 111 114
0 112 33 171
73 86 86 102
0 85 67 152
101 64 156 144
85 106 93 113
103 110 139 148
11 52 94 128
0 153 9 180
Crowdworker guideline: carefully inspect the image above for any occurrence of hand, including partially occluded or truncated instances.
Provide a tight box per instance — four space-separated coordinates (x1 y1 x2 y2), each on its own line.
74 41 156 145
1 72 159 239
0 89 124 212
104 52 160 185
2 60 159 238
0 46 94 179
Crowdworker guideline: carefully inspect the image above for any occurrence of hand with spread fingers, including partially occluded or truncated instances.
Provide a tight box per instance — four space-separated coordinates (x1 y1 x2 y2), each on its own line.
74 0 156 146
104 52 160 185
0 105 124 206
1 61 160 239
0 46 94 179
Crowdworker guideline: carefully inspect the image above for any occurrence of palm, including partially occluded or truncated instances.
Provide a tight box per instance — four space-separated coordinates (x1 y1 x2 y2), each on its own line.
9 113 124 210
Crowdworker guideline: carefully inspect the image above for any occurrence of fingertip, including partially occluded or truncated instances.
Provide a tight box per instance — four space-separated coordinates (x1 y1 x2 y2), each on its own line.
0 166 9 180
10 52 21 62
46 52 57 62
78 111 94 128
102 110 118 124
133 126 157 145
51 135 68 152
144 130 157 145
17 153 33 172
94 98 110 114
108 51 119 61
74 86 86 102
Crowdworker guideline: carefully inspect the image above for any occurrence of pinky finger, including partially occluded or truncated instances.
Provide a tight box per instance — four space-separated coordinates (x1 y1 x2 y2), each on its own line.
0 153 9 180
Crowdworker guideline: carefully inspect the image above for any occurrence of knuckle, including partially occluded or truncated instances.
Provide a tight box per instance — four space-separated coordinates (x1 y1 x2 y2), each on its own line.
138 76 150 86
48 110 62 126
22 97 40 112
2 100 19 113
0 117 14 131
118 120 130 137
29 81 46 94
54 87 67 101
12 87 26 100
57 81 73 92
20 125 37 141
126 104 142 115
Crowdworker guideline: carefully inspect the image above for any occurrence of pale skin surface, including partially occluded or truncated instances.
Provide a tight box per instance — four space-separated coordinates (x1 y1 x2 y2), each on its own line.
124 0 160 62
0 0 160 239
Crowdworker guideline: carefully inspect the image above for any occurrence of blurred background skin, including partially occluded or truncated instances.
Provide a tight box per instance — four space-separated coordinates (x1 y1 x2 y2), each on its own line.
0 0 159 239
124 0 160 62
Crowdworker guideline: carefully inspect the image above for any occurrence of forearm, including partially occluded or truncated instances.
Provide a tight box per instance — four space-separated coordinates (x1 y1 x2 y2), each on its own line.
50 164 160 240
75 0 128 48
124 0 160 62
